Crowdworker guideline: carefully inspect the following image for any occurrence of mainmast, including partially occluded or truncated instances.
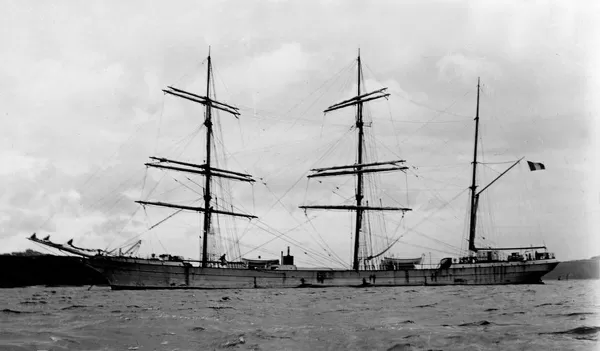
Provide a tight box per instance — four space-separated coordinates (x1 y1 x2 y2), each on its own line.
300 51 411 271
353 52 364 272
138 50 256 268
468 78 480 252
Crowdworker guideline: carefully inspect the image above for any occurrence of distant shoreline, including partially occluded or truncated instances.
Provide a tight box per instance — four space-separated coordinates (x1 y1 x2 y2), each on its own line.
0 252 107 288
543 257 599 280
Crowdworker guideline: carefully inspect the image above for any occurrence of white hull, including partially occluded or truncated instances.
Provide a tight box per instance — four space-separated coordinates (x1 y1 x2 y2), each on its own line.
86 256 559 290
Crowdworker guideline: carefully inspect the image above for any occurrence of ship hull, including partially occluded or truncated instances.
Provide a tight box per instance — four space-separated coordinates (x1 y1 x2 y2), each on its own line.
85 257 559 290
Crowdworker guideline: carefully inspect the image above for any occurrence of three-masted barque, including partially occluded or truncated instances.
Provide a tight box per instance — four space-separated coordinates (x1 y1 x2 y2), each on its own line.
29 51 558 289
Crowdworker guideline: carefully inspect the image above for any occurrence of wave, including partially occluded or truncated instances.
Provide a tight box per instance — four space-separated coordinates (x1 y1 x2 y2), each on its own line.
565 312 595 317
61 305 87 310
535 302 564 307
19 300 47 305
544 312 596 318
501 311 525 315
414 303 437 308
540 326 600 337
385 343 415 351
1 309 35 314
459 320 492 327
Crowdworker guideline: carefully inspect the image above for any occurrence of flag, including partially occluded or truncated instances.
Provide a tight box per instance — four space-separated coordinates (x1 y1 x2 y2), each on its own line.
527 161 545 171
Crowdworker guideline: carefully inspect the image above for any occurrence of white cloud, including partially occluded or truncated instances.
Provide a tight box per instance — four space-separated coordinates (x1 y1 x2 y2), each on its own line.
436 53 501 84
0 151 45 178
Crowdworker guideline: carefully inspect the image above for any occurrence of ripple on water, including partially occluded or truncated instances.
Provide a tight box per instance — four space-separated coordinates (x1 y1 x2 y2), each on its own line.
1 308 35 314
60 305 87 311
540 325 600 341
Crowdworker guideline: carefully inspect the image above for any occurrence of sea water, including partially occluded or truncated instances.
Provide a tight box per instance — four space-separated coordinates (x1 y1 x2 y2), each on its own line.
0 280 598 351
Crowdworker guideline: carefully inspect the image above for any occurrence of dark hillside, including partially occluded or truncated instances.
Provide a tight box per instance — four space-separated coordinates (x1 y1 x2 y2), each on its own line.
0 251 107 288
543 257 599 280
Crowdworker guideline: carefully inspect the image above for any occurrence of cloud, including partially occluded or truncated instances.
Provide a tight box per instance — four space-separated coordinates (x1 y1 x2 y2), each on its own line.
0 151 46 178
436 53 502 84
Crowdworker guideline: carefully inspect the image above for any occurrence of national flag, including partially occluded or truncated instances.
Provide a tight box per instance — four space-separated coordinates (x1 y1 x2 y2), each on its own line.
527 161 545 171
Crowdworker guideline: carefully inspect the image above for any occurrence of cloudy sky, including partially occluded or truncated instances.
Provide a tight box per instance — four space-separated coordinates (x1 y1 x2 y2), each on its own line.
1 0 598 266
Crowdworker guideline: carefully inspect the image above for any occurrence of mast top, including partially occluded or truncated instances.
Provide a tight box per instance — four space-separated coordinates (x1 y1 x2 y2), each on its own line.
142 50 254 267
300 52 410 270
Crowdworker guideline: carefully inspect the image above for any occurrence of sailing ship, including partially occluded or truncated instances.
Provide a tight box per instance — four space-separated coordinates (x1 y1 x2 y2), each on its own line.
29 51 559 289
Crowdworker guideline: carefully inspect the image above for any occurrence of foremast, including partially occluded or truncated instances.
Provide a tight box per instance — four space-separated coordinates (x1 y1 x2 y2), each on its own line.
300 51 411 271
138 50 256 268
